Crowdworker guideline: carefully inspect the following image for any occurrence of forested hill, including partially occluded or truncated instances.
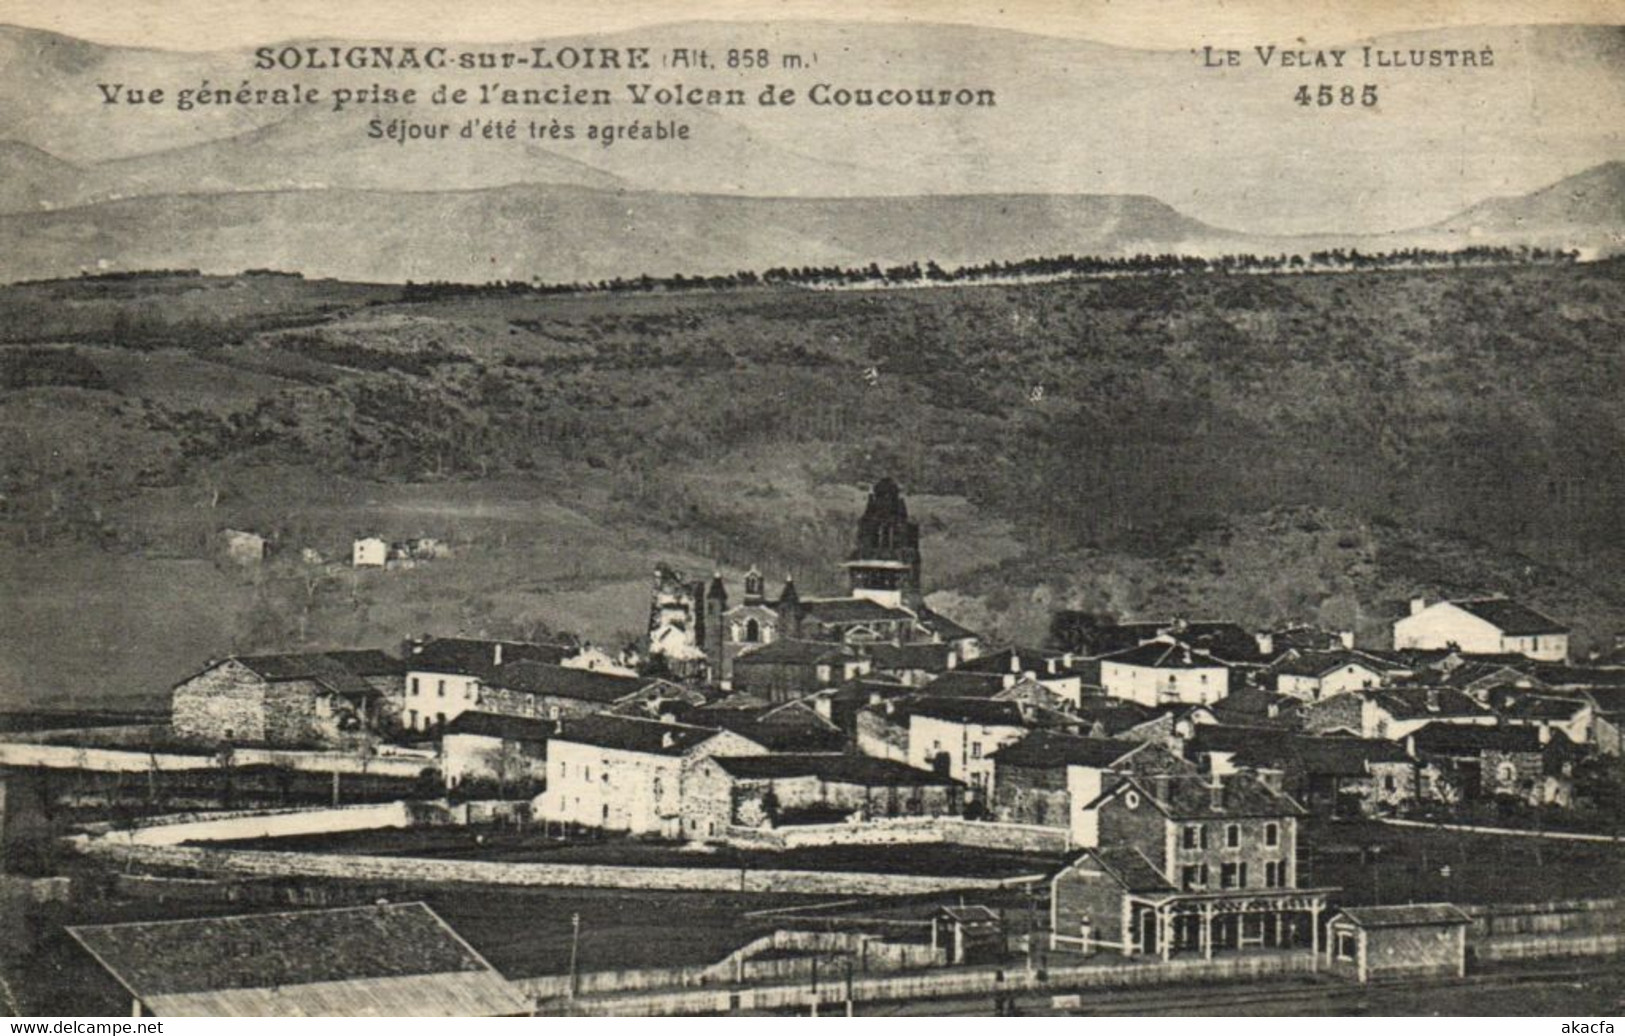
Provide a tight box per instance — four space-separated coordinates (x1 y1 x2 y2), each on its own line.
1 258 1623 704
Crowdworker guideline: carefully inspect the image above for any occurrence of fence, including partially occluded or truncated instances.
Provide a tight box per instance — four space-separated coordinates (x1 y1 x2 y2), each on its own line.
1378 817 1625 844
0 738 430 778
550 950 1319 1016
720 817 1070 853
1475 933 1625 962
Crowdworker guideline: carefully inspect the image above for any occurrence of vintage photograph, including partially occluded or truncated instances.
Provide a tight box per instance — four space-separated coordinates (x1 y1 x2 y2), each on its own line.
0 0 1622 1019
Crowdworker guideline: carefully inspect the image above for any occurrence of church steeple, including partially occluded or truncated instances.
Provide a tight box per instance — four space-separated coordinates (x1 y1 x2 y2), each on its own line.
744 565 765 605
842 478 923 609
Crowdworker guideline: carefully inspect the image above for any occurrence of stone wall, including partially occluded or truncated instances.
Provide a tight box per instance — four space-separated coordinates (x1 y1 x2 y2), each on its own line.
172 660 267 743
0 740 430 777
72 835 1019 895
717 816 1069 853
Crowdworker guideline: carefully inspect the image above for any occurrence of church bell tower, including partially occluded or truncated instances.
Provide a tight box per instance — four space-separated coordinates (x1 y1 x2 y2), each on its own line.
841 477 923 610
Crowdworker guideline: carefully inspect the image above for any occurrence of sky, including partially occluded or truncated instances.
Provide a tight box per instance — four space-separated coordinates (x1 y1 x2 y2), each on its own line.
0 0 1621 51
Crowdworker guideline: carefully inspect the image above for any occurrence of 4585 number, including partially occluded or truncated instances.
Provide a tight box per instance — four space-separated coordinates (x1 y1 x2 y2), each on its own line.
1295 84 1378 107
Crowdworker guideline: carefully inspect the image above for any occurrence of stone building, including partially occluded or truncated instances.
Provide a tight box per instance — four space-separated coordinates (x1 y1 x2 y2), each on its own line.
1326 904 1471 984
1393 597 1570 662
535 716 767 837
653 479 982 686
684 753 962 838
1098 639 1231 707
988 731 1189 842
171 652 402 748
1049 769 1330 961
439 712 555 791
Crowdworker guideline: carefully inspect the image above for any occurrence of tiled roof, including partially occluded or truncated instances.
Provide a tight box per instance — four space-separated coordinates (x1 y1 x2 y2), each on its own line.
732 639 858 667
1407 722 1549 754
1071 697 1159 736
954 648 1066 676
1335 904 1473 928
1371 687 1490 720
443 711 557 742
404 637 571 678
1272 650 1396 679
1087 846 1177 894
797 597 916 625
1191 727 1411 776
67 903 525 1017
1111 771 1306 819
490 661 645 703
232 653 381 699
1493 691 1590 722
550 715 736 756
710 754 959 786
916 608 978 642
987 731 1144 769
906 698 1029 727
1102 641 1229 670
1445 598 1569 636
861 642 957 671
917 671 1010 699
319 649 407 676
691 705 846 753
1528 665 1625 689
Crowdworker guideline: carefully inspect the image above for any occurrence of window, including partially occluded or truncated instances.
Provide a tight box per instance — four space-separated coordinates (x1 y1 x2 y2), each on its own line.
408 709 418 729
744 619 761 643
1226 824 1240 848
1383 775 1396 793
437 679 446 697
1265 822 1279 847
1238 862 1249 888
1265 861 1283 887
1181 865 1203 890
435 712 445 730
1336 932 1357 961
1220 862 1239 889
410 677 420 695
971 742 983 759
1182 825 1201 850
585 766 591 781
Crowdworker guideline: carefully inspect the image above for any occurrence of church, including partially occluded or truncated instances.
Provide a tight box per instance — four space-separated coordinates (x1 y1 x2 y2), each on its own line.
646 478 982 691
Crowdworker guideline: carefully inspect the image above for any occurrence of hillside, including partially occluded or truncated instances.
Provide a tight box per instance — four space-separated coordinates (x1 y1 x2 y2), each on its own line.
1433 161 1625 243
2 260 1624 708
0 187 1240 284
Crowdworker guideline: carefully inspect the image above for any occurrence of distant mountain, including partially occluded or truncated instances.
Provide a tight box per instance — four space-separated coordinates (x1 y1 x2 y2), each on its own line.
0 184 1247 284
1429 161 1625 247
0 141 85 212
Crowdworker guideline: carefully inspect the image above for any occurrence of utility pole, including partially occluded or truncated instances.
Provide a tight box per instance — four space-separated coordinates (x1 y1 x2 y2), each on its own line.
568 913 581 999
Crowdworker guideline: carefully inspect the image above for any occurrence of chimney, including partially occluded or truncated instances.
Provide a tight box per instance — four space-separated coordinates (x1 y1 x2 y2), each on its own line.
1255 632 1275 656
1538 725 1552 745
1254 768 1285 794
869 689 884 706
946 652 959 670
1063 652 1076 668
1208 772 1225 811
493 643 503 666
1410 596 1428 616
1339 630 1356 650
1002 673 1017 689
662 731 676 749
1009 654 1021 674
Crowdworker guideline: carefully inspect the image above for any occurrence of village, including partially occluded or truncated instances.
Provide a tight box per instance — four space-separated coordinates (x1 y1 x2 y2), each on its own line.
2 479 1623 1016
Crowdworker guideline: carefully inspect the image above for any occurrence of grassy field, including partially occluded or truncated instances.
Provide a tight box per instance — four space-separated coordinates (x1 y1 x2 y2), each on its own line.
200 825 1062 878
1302 818 1625 906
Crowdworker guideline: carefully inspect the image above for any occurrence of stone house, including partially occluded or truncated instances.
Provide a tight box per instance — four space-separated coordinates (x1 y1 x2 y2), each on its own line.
534 716 767 837
905 698 1070 799
1271 650 1402 702
440 712 555 791
1406 722 1576 805
1326 904 1471 984
988 731 1189 844
1049 769 1327 961
1098 639 1230 707
1393 597 1569 662
219 528 267 566
351 536 387 568
399 637 573 732
171 652 400 748
1361 687 1495 739
684 753 962 838
1188 726 1417 817
730 639 872 703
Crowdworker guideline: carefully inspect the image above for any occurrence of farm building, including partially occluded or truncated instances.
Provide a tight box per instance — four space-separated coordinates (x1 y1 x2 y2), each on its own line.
1393 597 1569 662
1325 903 1471 983
171 651 403 748
67 903 528 1016
685 752 962 835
